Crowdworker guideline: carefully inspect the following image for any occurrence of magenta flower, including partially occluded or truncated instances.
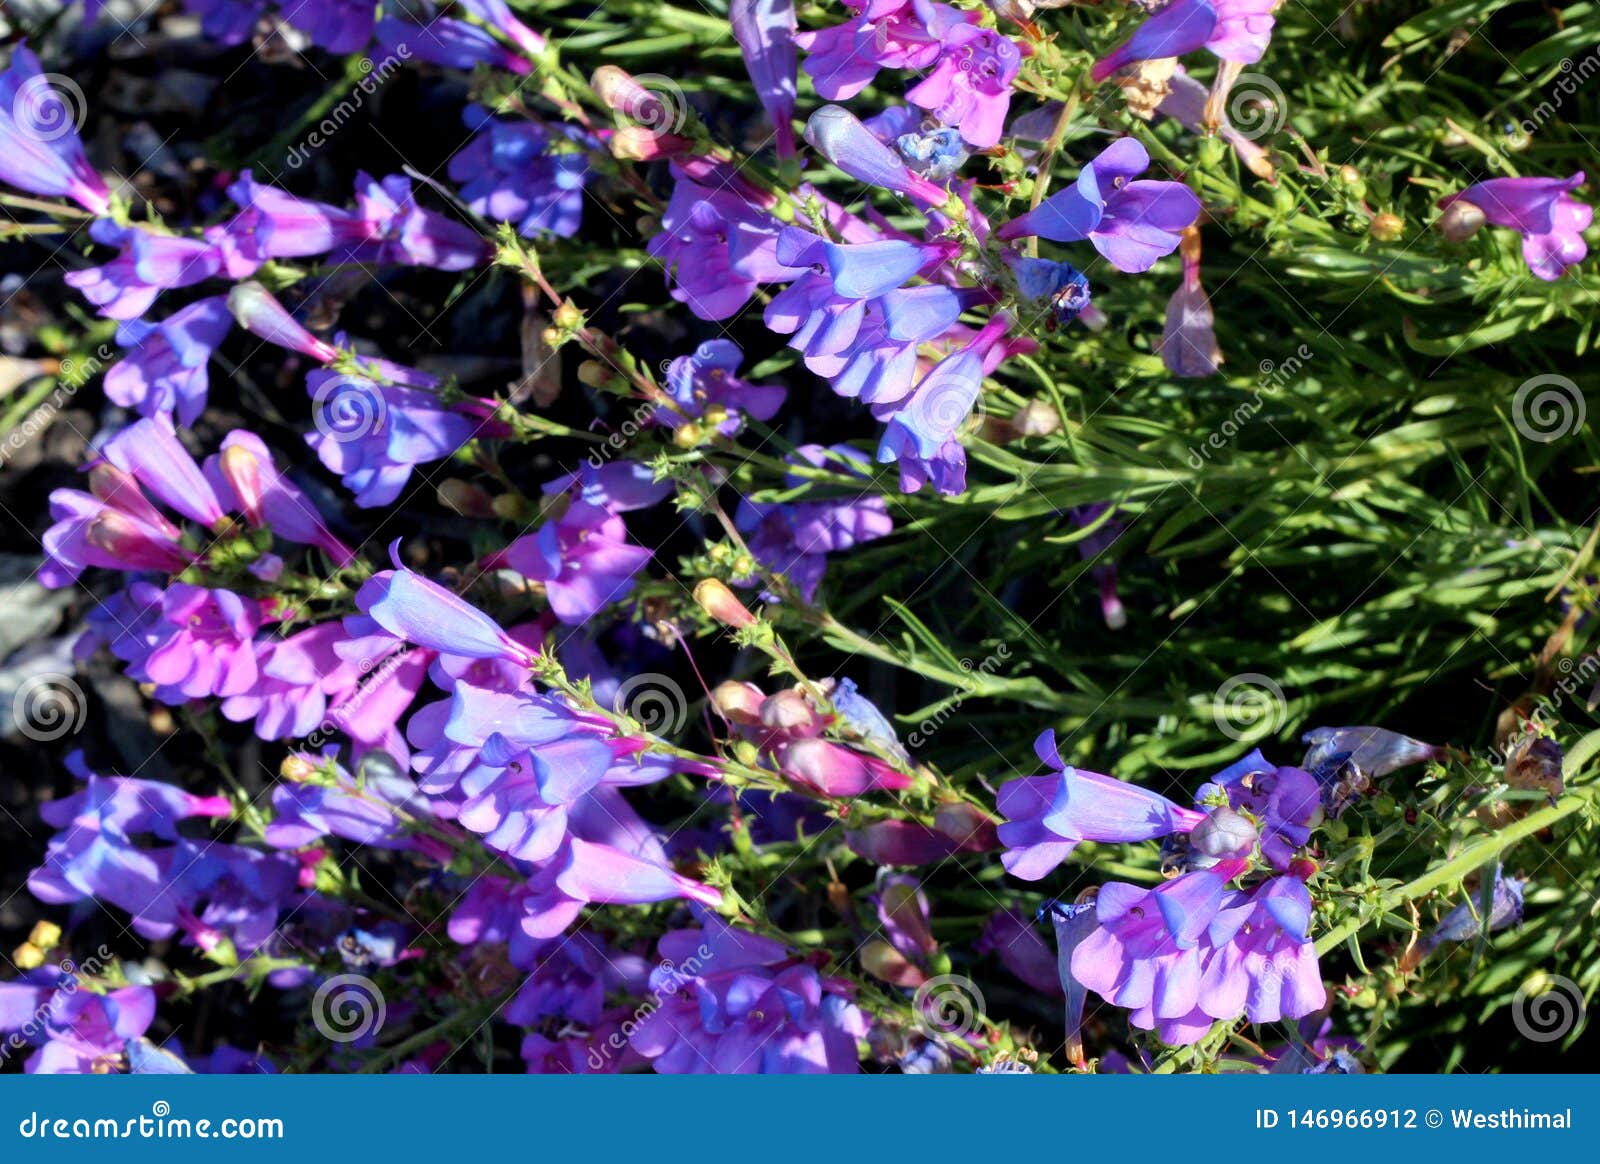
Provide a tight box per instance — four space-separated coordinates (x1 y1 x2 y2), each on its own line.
487 500 654 625
1439 172 1591 281
995 138 1201 272
1090 0 1278 82
1160 231 1221 377
204 430 355 564
1070 872 1326 1045
107 581 265 702
996 730 1204 880
219 622 365 741
905 25 1022 149
0 45 112 215
648 171 793 320
796 0 969 101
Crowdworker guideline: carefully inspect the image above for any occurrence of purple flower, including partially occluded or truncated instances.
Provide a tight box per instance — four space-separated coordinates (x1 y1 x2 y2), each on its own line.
803 105 950 203
448 108 591 238
64 221 225 321
265 751 435 852
800 285 966 405
875 312 1010 475
1091 0 1278 82
660 340 786 436
348 173 492 270
996 138 1201 273
631 919 868 1073
375 15 532 73
735 444 892 602
180 0 264 45
219 622 365 741
455 0 550 59
541 461 674 512
996 729 1205 880
0 972 157 1074
225 282 342 363
1440 172 1591 281
487 500 653 625
648 171 792 320
104 581 264 702
765 227 951 365
355 558 540 667
204 430 355 564
1415 867 1526 962
1160 228 1221 376
280 0 376 52
40 417 226 587
1301 724 1444 816
1194 750 1321 873
306 365 490 508
979 907 1064 996
407 684 620 860
223 170 371 263
796 1 969 101
731 0 799 158
103 296 234 426
1071 872 1325 1045
0 45 112 214
906 25 1022 149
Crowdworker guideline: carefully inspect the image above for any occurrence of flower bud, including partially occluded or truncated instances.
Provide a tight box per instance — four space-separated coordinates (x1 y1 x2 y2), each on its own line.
437 479 497 518
694 577 757 629
759 689 817 733
1190 805 1258 859
710 680 765 724
1436 199 1486 243
218 443 266 526
1369 212 1404 242
228 282 340 363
